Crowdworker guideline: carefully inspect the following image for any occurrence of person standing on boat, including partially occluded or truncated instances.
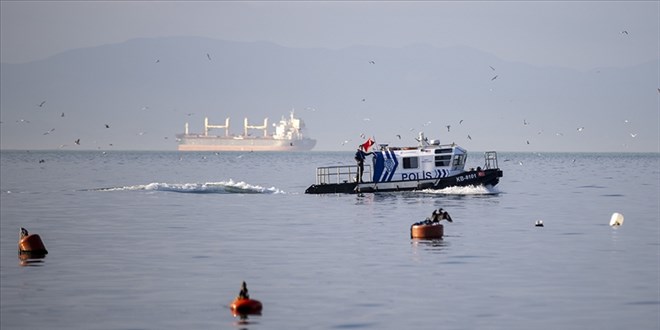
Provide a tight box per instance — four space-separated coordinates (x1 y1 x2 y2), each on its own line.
355 143 373 183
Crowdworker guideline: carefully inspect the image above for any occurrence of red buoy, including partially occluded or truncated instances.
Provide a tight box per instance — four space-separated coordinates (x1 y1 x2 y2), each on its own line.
230 298 263 315
411 223 444 239
230 281 262 315
18 228 48 255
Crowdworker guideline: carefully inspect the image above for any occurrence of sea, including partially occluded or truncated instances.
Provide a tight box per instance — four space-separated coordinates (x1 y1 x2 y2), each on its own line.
1 150 658 330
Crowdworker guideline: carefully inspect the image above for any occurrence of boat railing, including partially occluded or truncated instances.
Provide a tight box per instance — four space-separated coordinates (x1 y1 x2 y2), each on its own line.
484 151 498 169
315 165 371 185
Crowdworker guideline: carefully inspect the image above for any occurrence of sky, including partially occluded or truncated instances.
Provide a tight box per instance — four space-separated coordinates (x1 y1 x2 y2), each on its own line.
1 1 658 69
1 1 659 152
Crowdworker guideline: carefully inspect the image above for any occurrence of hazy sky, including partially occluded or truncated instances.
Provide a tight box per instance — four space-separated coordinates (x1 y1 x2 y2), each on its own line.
1 1 658 152
1 1 658 70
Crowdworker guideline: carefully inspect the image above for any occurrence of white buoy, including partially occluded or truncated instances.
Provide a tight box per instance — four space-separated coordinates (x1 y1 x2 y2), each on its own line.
609 212 624 227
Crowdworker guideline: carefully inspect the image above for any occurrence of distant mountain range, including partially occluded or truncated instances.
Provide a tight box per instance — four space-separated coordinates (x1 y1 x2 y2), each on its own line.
1 36 657 152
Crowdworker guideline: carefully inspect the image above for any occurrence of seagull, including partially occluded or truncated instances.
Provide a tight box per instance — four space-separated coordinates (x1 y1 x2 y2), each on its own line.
207 53 212 61
577 127 585 132
491 75 498 81
459 119 464 125
105 124 110 128
38 101 46 108
489 66 496 71
526 140 530 145
523 119 529 126
621 30 629 35
446 125 451 132
467 135 472 140
74 139 80 145
43 128 55 135
369 60 375 64
61 112 65 117
362 98 366 102
341 140 350 146
535 220 544 227
155 59 160 63
630 133 637 138
396 134 401 139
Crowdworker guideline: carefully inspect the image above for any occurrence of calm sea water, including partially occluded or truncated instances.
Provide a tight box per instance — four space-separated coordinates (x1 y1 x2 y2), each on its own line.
1 150 658 330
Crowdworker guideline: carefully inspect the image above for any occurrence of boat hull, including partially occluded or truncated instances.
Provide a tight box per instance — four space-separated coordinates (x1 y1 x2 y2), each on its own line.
305 168 503 194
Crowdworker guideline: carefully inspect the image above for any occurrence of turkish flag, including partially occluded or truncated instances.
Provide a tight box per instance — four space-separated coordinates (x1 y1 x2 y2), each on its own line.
361 138 375 152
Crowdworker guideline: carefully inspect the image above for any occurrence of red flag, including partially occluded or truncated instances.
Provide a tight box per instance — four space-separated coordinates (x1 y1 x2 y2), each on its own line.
361 138 375 152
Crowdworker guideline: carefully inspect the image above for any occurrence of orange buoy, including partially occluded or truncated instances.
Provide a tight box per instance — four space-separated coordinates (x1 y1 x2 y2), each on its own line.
18 227 48 255
231 298 263 315
410 208 453 239
411 223 443 239
230 281 262 315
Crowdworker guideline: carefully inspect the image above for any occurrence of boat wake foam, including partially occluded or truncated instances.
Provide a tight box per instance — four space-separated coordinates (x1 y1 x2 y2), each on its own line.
93 179 284 194
422 185 500 195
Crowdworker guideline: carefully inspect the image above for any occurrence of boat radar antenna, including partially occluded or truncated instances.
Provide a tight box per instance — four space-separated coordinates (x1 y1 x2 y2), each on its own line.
416 132 430 147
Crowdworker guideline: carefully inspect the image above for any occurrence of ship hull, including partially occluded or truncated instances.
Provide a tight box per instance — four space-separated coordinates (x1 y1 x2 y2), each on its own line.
176 135 316 152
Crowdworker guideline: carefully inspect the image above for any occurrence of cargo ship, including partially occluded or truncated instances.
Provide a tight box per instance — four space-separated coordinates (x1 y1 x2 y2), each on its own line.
176 111 316 151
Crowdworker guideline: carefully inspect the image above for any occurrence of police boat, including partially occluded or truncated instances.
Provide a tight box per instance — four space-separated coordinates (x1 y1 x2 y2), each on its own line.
304 132 503 194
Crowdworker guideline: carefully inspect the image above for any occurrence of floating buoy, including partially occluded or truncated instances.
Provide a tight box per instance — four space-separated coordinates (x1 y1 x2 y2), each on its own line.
18 227 48 255
411 223 443 239
535 220 544 227
230 281 262 315
410 208 453 239
609 212 624 227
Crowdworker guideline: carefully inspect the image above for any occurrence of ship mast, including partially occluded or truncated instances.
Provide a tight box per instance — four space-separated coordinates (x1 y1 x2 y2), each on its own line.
205 117 230 137
244 118 269 137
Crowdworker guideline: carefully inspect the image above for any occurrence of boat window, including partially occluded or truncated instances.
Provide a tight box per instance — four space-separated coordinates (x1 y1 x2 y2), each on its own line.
402 157 419 169
435 155 452 167
453 154 466 166
435 148 453 154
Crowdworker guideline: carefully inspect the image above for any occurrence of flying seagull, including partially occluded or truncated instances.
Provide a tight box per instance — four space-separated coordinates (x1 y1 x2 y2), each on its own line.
207 53 212 61
369 60 375 64
38 101 46 107
491 75 498 81
577 127 585 132
105 124 110 128
446 125 451 132
74 139 80 145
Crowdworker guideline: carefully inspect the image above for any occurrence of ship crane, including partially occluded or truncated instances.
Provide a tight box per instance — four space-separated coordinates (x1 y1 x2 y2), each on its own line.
244 118 269 137
204 117 230 137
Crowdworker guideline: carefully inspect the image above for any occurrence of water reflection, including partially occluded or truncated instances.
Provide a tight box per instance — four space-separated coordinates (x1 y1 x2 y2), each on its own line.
18 251 46 266
232 312 260 329
411 238 449 252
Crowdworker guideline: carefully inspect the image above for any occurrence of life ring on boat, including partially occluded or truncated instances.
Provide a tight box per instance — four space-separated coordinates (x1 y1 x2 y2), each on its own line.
18 233 48 255
230 298 263 315
410 223 443 239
